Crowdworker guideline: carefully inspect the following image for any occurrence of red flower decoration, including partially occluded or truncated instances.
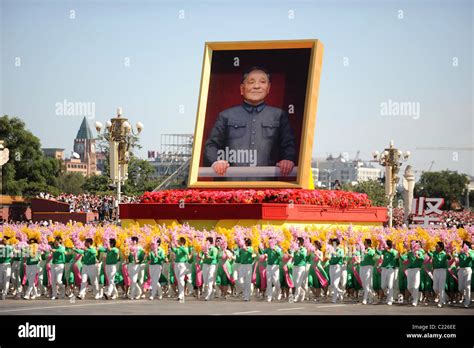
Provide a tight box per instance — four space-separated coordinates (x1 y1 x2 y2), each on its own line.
139 189 372 209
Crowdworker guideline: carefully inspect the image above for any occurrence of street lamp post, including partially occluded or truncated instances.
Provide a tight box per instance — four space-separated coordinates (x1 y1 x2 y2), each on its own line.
372 140 410 228
95 108 143 222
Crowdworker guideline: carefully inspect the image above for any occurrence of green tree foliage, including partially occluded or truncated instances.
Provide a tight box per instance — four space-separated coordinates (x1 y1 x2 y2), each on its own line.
415 170 469 210
122 156 158 195
82 174 111 194
1 115 61 196
342 179 389 207
58 172 86 195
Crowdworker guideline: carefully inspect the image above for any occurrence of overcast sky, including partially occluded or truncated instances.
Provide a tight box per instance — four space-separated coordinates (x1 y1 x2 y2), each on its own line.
1 0 472 177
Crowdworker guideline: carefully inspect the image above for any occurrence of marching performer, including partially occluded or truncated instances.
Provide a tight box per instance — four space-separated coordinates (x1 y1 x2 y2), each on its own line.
346 247 361 302
238 238 255 301
260 238 283 302
360 239 375 305
378 240 398 306
127 236 146 300
280 253 294 302
216 247 235 299
101 238 120 300
76 238 101 300
430 241 448 308
308 240 329 302
10 245 23 298
50 236 66 300
329 238 345 303
147 238 166 300
0 236 13 300
23 238 41 300
456 240 473 308
202 237 218 301
406 240 425 307
64 245 76 298
172 237 192 303
232 246 242 297
291 237 307 303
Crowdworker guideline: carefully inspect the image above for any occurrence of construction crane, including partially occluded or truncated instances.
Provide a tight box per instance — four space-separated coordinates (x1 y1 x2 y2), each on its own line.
428 160 434 171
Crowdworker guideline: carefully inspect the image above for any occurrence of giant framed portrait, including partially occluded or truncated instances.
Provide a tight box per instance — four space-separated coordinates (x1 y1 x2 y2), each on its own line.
188 39 324 188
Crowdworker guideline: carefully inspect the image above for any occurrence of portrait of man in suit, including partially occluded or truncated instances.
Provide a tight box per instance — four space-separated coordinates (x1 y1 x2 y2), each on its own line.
204 66 296 177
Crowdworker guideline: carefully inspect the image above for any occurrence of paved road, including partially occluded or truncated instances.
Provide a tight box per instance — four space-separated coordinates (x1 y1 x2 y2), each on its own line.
1 296 473 315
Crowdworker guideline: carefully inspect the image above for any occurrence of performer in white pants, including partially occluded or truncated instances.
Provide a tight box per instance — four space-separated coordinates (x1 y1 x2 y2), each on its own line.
457 241 473 308
360 239 376 304
147 238 166 300
23 238 41 300
378 239 398 306
328 238 345 303
261 241 283 302
407 241 425 307
172 237 192 302
202 237 218 301
0 237 13 300
430 241 448 308
76 238 100 300
127 236 146 300
50 236 66 300
291 237 307 302
101 238 120 300
238 238 255 301
10 250 23 298
233 248 242 296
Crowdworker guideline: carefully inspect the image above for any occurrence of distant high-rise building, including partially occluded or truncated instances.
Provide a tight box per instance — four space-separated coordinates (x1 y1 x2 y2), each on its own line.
315 153 381 188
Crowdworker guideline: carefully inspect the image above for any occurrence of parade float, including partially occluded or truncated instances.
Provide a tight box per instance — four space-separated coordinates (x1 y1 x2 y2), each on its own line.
119 40 388 232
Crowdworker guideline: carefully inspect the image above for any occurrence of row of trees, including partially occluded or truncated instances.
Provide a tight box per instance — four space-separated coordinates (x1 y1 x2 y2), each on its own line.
343 171 472 210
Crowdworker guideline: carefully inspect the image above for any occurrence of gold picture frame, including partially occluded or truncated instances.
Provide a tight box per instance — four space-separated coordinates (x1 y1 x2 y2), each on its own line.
188 39 324 189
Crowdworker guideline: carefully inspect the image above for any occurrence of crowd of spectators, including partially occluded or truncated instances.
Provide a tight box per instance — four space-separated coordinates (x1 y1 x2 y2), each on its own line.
36 192 139 221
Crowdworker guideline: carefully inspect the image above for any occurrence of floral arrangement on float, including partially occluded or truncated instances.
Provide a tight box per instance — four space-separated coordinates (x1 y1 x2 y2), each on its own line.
140 189 372 209
1 222 472 258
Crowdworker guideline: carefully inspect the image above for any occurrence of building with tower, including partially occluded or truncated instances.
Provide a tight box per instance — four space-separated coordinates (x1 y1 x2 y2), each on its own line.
64 117 99 176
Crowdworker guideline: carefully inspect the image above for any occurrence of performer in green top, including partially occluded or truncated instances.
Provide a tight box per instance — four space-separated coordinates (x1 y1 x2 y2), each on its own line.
0 236 13 300
429 241 448 308
346 249 361 301
329 238 345 303
101 238 121 300
76 238 100 300
308 240 329 302
291 237 307 303
148 238 166 300
360 239 375 305
172 237 192 303
216 246 235 299
406 240 425 307
260 238 283 302
23 238 41 300
10 245 22 298
126 236 146 300
238 238 255 301
50 236 66 300
202 237 218 301
378 239 398 306
457 240 473 308
64 247 76 298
